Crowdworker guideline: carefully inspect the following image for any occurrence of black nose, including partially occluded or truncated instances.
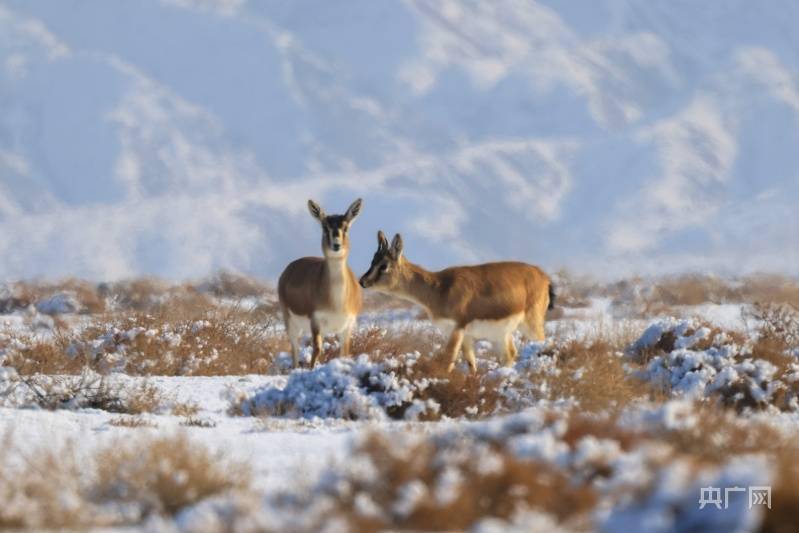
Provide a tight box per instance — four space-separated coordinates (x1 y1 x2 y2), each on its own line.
359 279 366 288
332 244 341 251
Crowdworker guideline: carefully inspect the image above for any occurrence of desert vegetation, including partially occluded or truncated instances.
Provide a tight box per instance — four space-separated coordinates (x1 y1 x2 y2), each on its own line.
1 272 798 530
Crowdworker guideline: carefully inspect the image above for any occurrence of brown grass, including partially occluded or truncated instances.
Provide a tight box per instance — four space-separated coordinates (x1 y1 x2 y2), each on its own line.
347 324 442 359
16 373 167 413
172 401 200 417
180 417 217 428
95 433 250 516
1 278 106 314
196 271 274 300
4 307 286 376
109 415 157 428
652 404 787 463
325 433 596 532
542 339 652 412
0 432 250 528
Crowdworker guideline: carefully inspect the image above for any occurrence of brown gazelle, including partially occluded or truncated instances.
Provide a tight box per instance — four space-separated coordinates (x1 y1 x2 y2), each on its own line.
359 231 554 372
278 198 363 368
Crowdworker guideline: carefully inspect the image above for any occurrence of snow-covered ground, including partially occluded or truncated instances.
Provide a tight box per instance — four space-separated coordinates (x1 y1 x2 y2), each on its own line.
1 287 797 531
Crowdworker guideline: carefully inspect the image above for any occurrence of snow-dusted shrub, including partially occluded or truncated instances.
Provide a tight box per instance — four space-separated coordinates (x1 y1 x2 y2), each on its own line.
5 368 167 413
34 292 83 315
315 431 597 531
0 433 250 529
233 354 440 421
235 336 653 421
2 311 280 376
602 456 769 532
628 318 799 410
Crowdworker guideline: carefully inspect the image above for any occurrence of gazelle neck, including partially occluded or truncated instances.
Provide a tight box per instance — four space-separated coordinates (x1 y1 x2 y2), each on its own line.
324 253 348 276
394 259 442 313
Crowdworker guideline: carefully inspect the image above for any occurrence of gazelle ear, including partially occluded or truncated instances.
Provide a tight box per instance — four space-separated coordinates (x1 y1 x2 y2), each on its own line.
390 233 403 259
308 199 325 222
345 198 363 222
377 230 389 251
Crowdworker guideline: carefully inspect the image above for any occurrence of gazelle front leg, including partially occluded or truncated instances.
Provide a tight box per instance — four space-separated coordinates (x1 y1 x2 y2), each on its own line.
444 327 465 373
309 319 323 368
340 325 352 357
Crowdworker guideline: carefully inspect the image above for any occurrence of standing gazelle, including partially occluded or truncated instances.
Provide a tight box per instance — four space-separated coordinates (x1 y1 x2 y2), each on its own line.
359 231 554 372
278 198 363 368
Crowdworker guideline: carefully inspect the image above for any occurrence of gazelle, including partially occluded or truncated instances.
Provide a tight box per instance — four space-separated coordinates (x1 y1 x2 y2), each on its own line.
359 231 554 372
278 198 363 368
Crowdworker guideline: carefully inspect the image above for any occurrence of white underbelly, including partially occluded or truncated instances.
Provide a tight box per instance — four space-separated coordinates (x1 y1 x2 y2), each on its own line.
287 310 355 337
433 313 524 343
465 313 524 341
286 312 311 336
315 310 356 336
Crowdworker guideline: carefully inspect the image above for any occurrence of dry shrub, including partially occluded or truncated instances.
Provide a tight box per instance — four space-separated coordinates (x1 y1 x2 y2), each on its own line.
759 448 799 533
646 274 799 311
743 273 799 307
109 415 157 428
99 277 173 312
655 404 788 463
17 373 166 413
95 433 250 516
172 401 200 417
559 411 643 452
181 417 217 428
3 332 84 375
195 270 274 300
1 278 106 314
380 354 507 419
626 320 745 365
0 432 89 529
348 325 442 360
748 302 799 348
552 268 595 308
543 340 651 412
5 308 285 376
0 432 250 529
327 433 596 532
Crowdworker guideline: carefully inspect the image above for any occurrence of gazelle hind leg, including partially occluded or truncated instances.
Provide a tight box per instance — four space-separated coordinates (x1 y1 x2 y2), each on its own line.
444 328 465 373
503 334 518 367
524 305 547 342
283 308 301 368
462 334 477 373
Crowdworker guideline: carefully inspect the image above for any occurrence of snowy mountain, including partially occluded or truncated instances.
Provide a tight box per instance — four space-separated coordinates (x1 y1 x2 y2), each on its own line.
1 0 798 281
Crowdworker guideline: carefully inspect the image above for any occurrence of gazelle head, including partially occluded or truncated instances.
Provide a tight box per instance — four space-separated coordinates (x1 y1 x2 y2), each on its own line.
308 198 362 258
359 230 403 289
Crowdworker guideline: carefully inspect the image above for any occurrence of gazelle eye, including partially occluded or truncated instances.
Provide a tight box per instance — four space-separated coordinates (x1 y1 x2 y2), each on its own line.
379 264 388 273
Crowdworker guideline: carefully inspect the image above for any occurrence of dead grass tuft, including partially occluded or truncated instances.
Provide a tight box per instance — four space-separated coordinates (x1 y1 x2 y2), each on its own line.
172 401 200 417
325 433 596 532
196 271 274 300
0 432 249 528
180 417 217 428
1 278 106 314
16 373 166 413
109 415 157 428
345 325 443 360
4 307 285 376
94 433 250 516
543 339 653 412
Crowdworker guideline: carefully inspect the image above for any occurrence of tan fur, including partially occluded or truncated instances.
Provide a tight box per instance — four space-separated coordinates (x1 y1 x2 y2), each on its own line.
360 232 551 372
278 199 363 367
